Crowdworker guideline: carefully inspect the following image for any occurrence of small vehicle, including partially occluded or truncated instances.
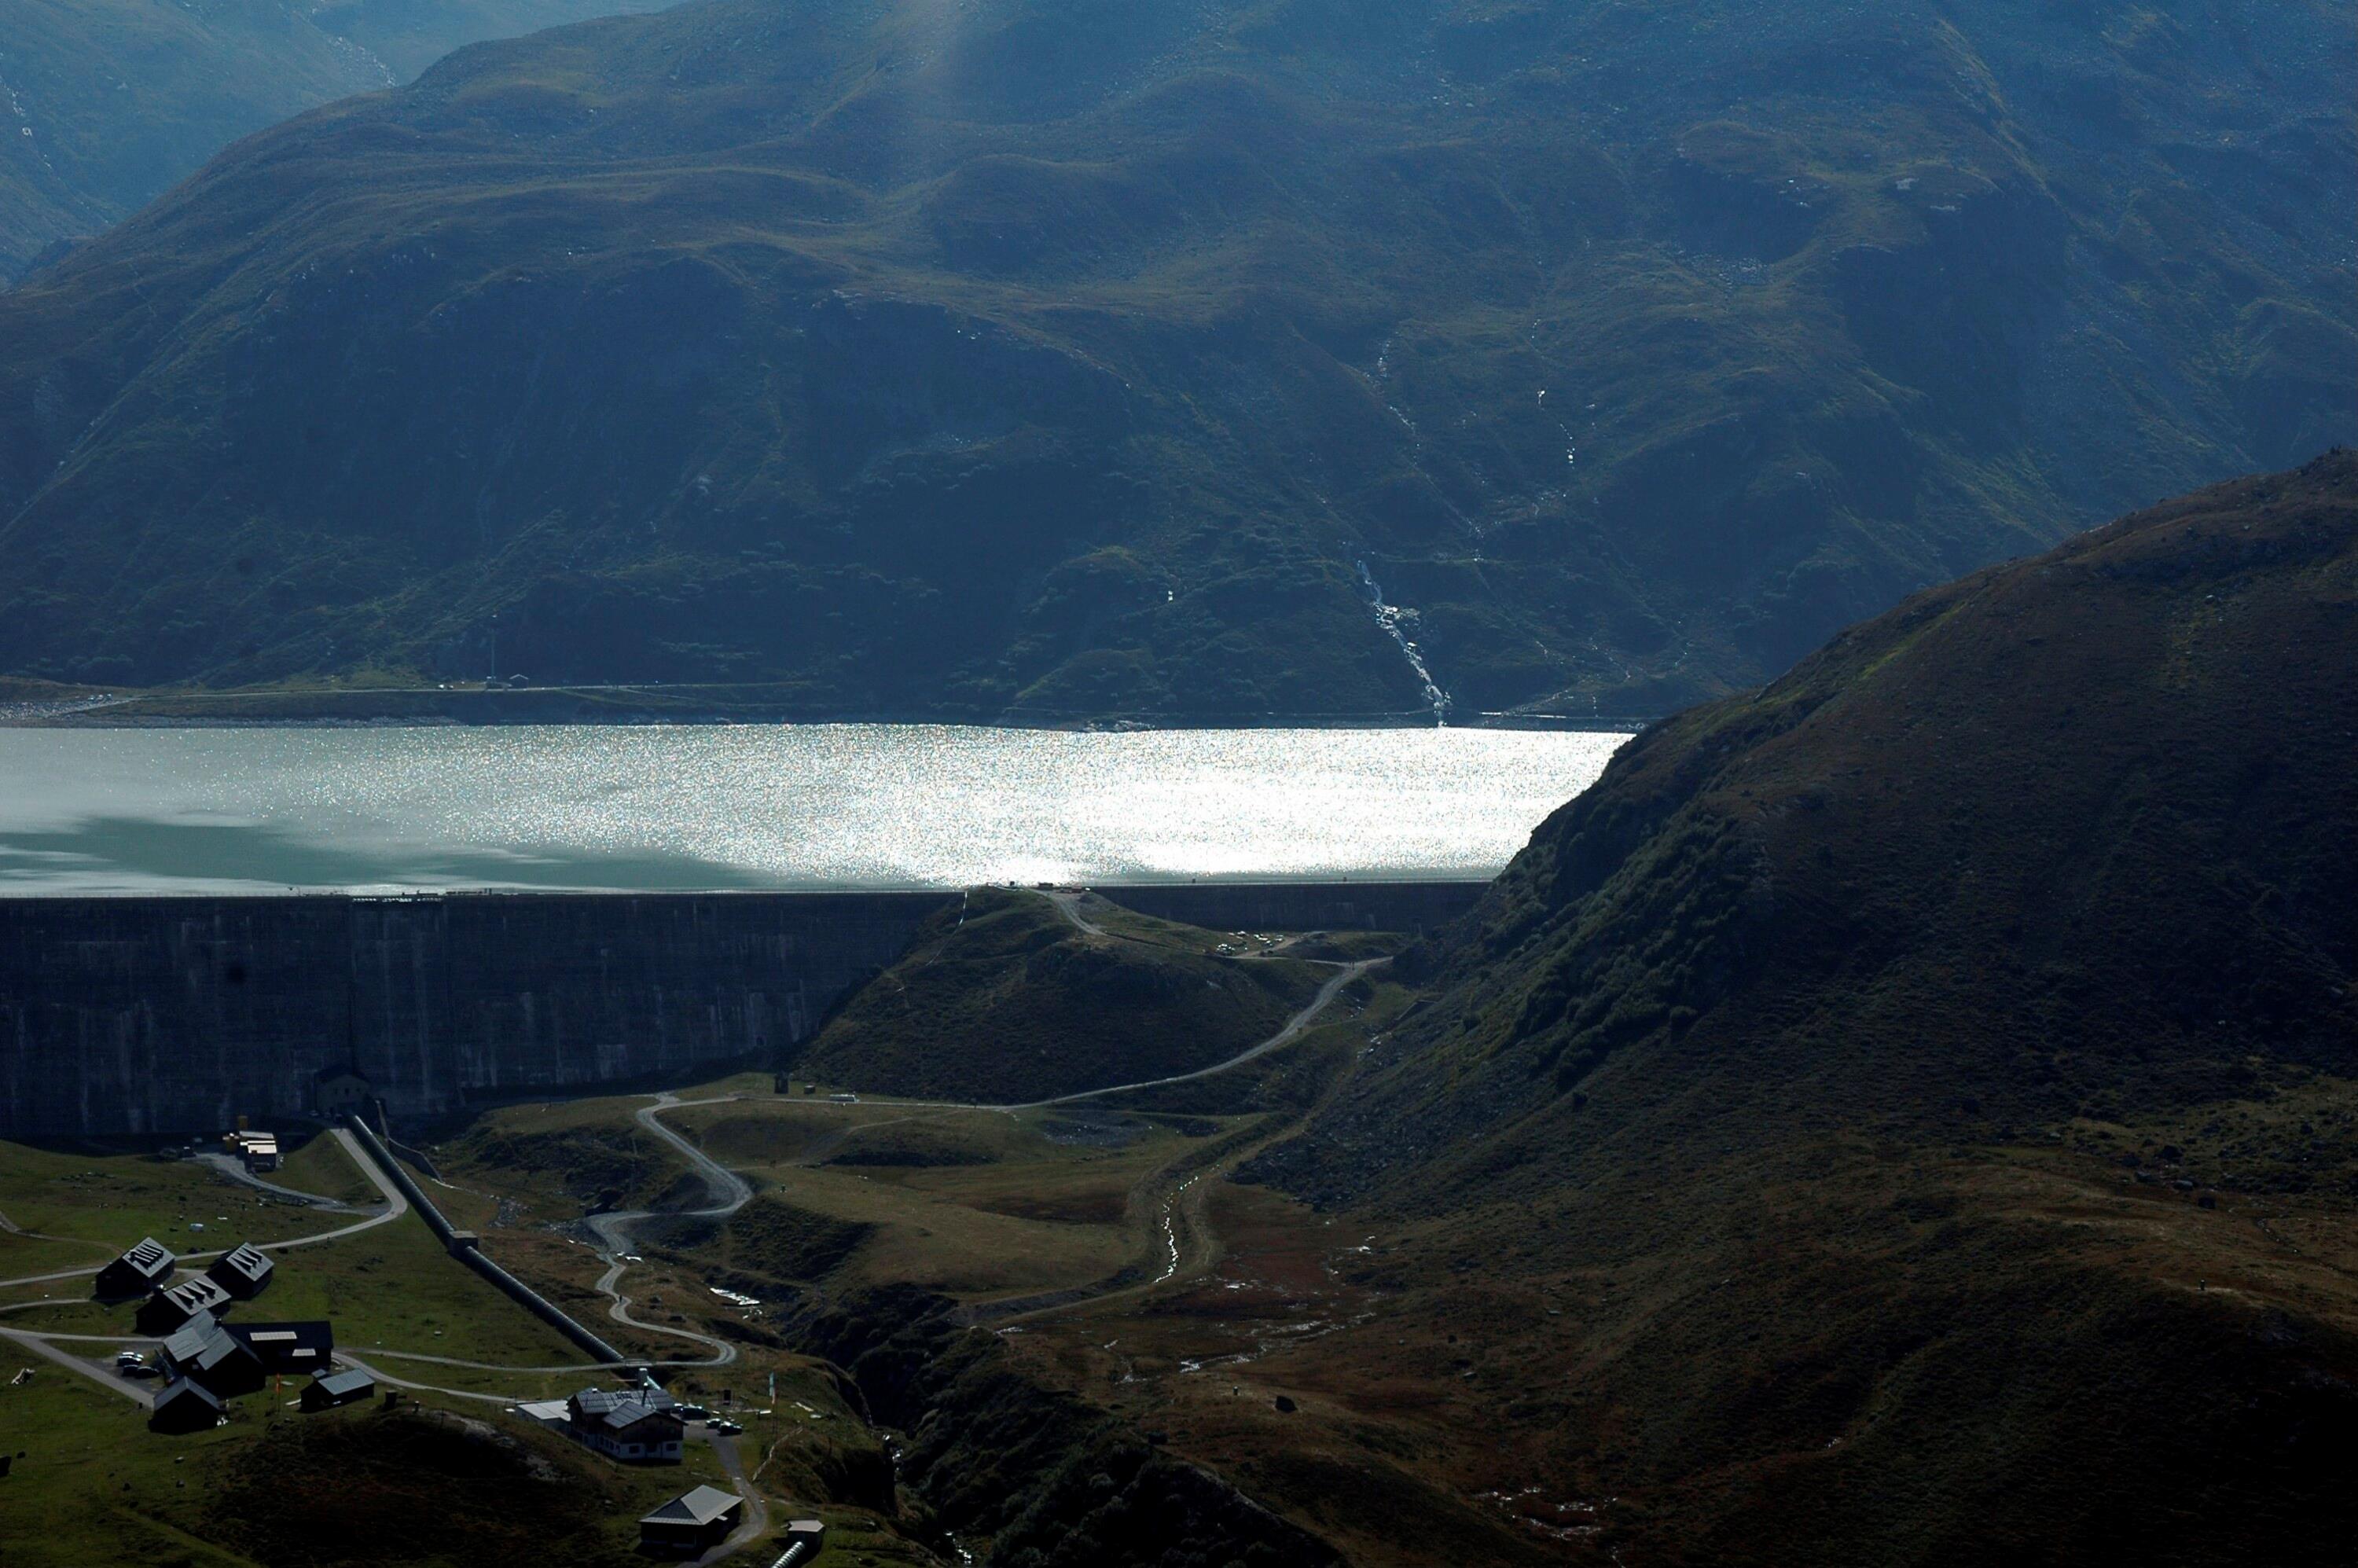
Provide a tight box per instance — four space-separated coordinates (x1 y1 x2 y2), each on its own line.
674 1404 713 1422
707 1419 744 1435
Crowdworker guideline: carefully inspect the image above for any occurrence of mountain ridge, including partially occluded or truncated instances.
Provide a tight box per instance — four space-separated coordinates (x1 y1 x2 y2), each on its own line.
0 0 671 283
2 0 2349 718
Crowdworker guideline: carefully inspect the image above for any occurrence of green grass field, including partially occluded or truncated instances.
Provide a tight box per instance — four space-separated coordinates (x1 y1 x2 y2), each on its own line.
0 1138 361 1287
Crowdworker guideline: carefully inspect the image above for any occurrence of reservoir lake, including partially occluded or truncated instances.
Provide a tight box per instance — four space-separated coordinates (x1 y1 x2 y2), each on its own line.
0 725 1625 895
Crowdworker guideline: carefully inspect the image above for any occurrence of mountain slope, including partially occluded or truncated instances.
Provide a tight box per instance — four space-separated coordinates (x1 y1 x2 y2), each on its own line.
0 0 670 282
1278 450 2358 1199
0 0 2349 714
1223 454 2358 1562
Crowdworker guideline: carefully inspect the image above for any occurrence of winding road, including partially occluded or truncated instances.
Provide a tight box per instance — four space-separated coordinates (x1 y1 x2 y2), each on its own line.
579 1093 757 1370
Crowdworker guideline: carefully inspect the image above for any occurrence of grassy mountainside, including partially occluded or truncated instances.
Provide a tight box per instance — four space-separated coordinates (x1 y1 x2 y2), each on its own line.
0 0 670 281
1279 450 2358 1197
0 0 2348 715
1227 454 2358 1562
793 889 1324 1103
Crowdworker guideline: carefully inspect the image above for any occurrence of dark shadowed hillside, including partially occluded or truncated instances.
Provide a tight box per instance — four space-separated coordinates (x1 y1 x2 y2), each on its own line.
1215 454 2358 1564
0 0 2349 716
0 0 670 282
1280 450 2358 1199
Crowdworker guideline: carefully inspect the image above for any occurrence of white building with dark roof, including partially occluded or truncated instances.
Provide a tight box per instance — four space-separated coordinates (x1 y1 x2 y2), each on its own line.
564 1386 685 1463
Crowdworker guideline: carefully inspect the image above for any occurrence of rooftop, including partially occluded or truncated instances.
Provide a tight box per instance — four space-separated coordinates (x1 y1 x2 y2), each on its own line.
210 1243 274 1284
311 1368 374 1397
571 1386 681 1431
117 1237 174 1275
640 1485 742 1527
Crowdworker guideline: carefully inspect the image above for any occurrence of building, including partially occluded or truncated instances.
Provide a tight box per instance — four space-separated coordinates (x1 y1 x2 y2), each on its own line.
94 1238 176 1302
230 1131 281 1172
160 1318 266 1400
300 1368 376 1412
136 1276 233 1336
149 1377 227 1434
771 1520 828 1566
159 1311 222 1367
204 1242 275 1300
637 1485 743 1555
564 1386 685 1463
313 1066 373 1118
228 1321 334 1375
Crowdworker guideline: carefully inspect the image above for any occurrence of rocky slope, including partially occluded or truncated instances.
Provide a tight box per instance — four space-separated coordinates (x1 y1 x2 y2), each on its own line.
0 0 2348 716
0 0 668 281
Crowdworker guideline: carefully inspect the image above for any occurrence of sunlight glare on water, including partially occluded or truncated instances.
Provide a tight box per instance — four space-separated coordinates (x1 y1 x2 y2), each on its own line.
0 725 1625 894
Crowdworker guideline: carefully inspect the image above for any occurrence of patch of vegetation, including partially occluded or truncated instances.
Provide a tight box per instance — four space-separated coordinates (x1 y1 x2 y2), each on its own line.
793 890 1324 1103
441 1100 696 1216
0 1139 351 1281
204 1407 658 1567
651 1192 878 1287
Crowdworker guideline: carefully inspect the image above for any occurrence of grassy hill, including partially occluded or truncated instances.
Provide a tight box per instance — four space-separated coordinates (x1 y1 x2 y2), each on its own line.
792 888 1324 1103
0 0 2348 717
1230 454 2358 1561
0 0 670 282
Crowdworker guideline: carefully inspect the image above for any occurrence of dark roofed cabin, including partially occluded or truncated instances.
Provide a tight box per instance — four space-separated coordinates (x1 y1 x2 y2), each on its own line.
205 1243 274 1301
149 1377 227 1434
300 1368 376 1411
229 1320 334 1374
137 1275 233 1336
162 1321 266 1400
637 1484 744 1555
94 1237 176 1302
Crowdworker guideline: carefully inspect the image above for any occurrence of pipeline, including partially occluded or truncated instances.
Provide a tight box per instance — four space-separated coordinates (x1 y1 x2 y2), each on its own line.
342 1113 628 1367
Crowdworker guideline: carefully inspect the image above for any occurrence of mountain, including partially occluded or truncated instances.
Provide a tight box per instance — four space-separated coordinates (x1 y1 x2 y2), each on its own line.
0 1 2349 716
0 0 670 282
1236 454 2358 1561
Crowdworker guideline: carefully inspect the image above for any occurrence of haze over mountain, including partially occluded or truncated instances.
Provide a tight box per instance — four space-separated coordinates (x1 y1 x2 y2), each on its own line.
1237 453 2358 1561
0 0 670 281
0 0 2348 716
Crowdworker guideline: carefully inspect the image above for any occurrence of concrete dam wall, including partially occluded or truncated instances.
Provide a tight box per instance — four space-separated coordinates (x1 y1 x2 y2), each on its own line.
0 892 953 1137
0 881 1486 1137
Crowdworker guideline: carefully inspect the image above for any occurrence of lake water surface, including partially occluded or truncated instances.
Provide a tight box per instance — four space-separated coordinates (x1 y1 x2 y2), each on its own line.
0 725 1625 895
